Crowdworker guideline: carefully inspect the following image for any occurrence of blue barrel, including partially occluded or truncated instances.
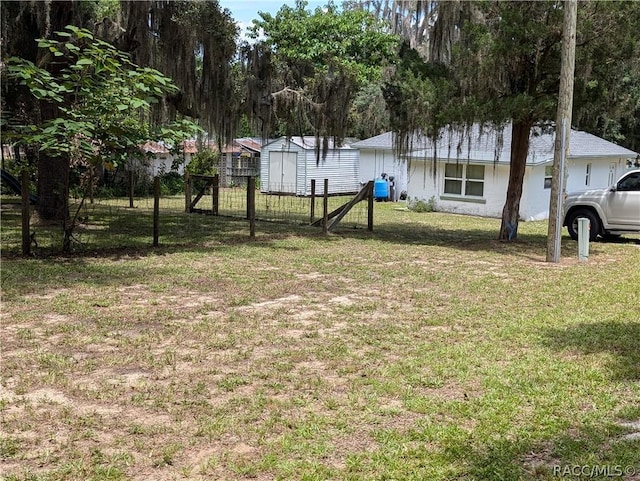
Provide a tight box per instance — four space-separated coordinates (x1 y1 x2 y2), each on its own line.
374 178 388 200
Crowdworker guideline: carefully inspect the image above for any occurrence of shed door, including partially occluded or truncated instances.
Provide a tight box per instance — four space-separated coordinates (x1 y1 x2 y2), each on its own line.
269 152 297 193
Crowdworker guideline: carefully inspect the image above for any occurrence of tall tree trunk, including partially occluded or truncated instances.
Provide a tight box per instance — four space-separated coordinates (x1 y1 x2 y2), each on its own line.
498 119 532 241
37 154 70 220
33 1 78 221
37 91 70 220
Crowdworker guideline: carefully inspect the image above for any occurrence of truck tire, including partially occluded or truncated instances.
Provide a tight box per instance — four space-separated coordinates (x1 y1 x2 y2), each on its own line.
566 209 601 241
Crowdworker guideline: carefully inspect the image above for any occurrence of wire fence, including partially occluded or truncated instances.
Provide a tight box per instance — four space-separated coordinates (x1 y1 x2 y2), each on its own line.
199 185 370 229
1 178 372 255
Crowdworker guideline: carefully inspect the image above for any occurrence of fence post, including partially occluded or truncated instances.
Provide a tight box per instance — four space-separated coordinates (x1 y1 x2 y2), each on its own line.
367 181 374 231
212 174 219 216
21 170 30 256
129 169 135 208
323 179 329 235
153 176 160 247
246 175 251 220
248 176 256 238
184 171 191 213
310 179 316 224
89 165 95 204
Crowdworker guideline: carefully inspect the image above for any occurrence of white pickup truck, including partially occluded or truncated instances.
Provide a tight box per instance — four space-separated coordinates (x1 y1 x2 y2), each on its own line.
563 169 640 241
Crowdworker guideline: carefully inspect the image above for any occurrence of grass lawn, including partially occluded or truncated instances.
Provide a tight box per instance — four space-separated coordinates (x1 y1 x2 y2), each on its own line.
1 198 639 480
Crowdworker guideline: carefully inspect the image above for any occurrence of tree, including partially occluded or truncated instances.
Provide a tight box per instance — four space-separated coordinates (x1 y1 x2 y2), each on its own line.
571 2 640 152
5 26 200 250
2 0 102 220
242 0 399 152
113 0 241 144
2 0 239 221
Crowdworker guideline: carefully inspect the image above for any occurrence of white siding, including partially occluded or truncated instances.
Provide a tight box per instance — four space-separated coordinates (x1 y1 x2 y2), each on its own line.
260 140 304 194
299 148 361 196
148 154 185 177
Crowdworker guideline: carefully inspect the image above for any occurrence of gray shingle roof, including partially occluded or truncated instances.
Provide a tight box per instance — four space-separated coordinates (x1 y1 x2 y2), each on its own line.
352 124 638 165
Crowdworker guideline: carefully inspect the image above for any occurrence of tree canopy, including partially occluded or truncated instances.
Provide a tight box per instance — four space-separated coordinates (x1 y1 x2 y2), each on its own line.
6 25 199 166
242 0 399 149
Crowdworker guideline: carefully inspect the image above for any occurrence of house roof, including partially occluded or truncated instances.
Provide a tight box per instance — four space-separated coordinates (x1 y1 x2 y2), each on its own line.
183 140 219 154
353 124 638 165
263 136 360 150
141 141 170 154
235 138 263 152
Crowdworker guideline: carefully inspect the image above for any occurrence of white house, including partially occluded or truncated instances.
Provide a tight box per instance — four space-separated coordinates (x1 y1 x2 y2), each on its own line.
351 132 425 199
405 124 639 220
260 136 361 196
139 141 177 176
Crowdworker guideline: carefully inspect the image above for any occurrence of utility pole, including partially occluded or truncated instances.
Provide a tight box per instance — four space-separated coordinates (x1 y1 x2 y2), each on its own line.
547 0 577 263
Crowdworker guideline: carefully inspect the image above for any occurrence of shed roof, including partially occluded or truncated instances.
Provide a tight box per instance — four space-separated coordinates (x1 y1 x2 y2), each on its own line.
263 136 360 150
352 124 638 165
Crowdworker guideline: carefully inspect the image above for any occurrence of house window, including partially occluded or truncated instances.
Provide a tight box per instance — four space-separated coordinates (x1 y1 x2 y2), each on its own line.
544 165 553 189
444 163 485 197
585 163 591 186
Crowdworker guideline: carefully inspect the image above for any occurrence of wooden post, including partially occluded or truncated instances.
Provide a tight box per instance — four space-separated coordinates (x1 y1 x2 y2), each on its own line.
248 176 256 239
21 170 31 256
89 164 95 204
546 0 577 263
129 169 135 208
323 179 329 235
367 181 374 231
212 174 219 216
153 176 160 247
310 179 316 224
184 171 191 213
246 175 251 220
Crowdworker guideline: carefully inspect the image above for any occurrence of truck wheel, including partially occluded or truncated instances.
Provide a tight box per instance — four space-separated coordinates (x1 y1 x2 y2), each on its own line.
566 209 601 241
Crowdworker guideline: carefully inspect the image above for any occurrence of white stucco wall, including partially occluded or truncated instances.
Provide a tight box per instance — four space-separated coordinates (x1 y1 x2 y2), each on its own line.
519 164 551 221
409 156 635 221
566 157 628 192
408 160 510 218
359 148 408 196
521 157 632 220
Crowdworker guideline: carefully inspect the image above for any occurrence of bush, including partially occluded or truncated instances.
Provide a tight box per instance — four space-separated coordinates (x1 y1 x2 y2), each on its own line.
408 196 437 213
160 172 184 195
186 148 220 176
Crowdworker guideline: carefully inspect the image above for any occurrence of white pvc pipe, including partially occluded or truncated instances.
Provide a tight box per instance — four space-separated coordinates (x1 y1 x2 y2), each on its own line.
578 217 590 261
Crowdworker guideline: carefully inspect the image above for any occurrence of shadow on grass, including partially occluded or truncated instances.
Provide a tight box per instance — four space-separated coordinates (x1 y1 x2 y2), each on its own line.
436 426 638 480
541 321 640 380
2 201 633 262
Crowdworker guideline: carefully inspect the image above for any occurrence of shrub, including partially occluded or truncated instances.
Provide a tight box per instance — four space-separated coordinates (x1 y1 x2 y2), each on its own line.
408 196 437 213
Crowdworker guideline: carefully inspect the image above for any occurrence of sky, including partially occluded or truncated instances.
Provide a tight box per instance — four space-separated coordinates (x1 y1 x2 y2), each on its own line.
218 0 327 41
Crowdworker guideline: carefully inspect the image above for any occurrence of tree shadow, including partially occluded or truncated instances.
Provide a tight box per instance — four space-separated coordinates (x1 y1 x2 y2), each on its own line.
541 321 640 381
436 425 638 480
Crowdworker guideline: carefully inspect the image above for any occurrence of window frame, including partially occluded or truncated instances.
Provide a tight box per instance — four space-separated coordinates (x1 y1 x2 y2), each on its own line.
442 163 485 199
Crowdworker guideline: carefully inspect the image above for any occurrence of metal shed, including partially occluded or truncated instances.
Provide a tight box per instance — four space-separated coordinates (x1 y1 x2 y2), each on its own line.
260 136 361 196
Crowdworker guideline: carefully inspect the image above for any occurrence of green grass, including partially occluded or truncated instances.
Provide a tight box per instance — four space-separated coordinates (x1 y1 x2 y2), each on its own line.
1 196 639 480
